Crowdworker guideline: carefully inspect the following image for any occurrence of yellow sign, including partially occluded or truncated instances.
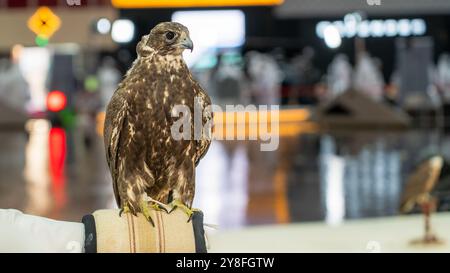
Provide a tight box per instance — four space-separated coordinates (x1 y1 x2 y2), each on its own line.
27 7 61 39
111 0 283 8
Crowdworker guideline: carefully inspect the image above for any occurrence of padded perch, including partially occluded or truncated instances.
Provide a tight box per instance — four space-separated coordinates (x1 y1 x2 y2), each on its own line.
82 208 207 253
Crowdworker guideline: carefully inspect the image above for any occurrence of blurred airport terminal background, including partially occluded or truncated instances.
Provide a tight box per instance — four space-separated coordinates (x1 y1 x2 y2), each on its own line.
1 0 450 250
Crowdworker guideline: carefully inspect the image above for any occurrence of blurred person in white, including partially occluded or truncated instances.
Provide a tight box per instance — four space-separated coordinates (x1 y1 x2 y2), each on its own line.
436 53 450 102
327 54 353 100
393 37 436 108
0 45 29 113
209 52 248 107
353 52 385 101
290 47 321 105
97 56 121 111
246 51 282 106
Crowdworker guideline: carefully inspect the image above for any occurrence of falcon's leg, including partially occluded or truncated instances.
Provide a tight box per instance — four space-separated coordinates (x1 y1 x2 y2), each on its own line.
118 170 157 225
164 157 197 221
144 195 170 213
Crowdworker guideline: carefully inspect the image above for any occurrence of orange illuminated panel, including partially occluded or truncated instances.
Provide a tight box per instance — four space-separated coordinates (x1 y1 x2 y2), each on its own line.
213 108 311 125
96 108 316 138
111 0 283 8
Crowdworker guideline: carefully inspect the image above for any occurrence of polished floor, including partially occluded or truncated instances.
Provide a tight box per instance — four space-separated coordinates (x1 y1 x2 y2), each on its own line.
209 212 450 252
0 118 448 229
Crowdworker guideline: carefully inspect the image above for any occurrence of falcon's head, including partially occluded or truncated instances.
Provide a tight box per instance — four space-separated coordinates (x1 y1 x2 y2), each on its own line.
137 22 193 57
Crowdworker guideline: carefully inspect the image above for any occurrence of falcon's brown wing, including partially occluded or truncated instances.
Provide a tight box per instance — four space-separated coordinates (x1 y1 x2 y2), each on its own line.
103 88 129 207
193 82 213 165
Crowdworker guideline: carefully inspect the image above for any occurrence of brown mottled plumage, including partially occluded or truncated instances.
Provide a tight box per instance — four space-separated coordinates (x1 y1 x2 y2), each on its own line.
104 22 212 217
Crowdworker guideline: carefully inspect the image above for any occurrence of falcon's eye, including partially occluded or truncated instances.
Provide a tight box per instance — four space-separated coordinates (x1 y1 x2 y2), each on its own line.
165 31 176 41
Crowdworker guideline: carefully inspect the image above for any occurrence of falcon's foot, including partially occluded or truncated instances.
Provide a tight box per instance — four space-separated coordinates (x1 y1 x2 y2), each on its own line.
144 196 170 213
139 199 155 227
149 203 170 213
168 199 200 222
119 204 131 217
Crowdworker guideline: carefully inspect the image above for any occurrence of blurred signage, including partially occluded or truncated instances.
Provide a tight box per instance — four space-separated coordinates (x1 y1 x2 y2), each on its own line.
27 7 61 39
111 0 283 8
172 10 245 67
316 18 426 39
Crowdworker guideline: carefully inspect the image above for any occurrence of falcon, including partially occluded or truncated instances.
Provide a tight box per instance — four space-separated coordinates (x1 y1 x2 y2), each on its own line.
103 22 212 223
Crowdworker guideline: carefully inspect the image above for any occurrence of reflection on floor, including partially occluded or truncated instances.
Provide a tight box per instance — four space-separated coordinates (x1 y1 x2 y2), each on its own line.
0 118 447 230
209 212 450 252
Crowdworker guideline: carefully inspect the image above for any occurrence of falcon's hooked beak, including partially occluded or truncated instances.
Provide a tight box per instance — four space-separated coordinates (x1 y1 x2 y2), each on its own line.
180 36 194 52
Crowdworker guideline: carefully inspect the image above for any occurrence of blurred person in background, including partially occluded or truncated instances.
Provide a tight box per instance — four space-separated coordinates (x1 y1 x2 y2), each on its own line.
209 52 248 107
291 47 321 105
245 51 282 106
435 53 450 127
394 37 436 109
74 78 101 150
436 53 450 101
271 47 293 105
97 56 121 111
0 45 29 113
353 52 385 101
326 54 353 100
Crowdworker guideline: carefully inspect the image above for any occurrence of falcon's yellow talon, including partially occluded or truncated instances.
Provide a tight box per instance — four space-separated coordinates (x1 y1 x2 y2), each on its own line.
150 203 169 213
168 200 200 222
139 200 155 226
119 204 131 217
